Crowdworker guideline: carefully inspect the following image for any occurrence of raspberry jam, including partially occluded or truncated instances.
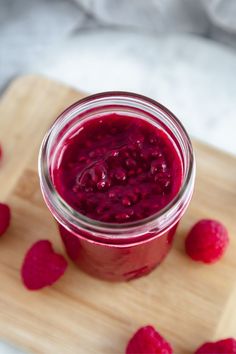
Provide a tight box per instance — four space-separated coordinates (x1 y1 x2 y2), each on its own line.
39 92 195 281
52 114 182 223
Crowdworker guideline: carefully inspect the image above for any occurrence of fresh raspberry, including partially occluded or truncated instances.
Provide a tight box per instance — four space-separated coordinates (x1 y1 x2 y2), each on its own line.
195 338 236 353
0 203 11 236
126 325 173 354
185 219 229 263
21 240 68 290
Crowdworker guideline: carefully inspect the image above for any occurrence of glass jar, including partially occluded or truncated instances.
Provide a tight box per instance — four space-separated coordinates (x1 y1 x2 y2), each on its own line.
38 92 195 281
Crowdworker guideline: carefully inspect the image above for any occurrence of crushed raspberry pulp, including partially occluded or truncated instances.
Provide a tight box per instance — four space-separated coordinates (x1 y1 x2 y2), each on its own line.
52 113 183 223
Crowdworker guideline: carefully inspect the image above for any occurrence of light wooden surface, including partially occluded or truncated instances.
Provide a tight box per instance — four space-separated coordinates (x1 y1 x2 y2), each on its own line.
0 75 235 354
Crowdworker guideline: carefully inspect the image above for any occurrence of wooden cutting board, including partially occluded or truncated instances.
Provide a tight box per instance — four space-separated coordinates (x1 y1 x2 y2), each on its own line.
0 75 235 354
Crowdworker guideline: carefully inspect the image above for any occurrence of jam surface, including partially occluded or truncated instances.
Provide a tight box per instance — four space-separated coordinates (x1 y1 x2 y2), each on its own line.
52 114 183 223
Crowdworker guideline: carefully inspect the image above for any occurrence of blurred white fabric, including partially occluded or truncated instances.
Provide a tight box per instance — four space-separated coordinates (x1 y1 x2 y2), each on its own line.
0 341 25 354
75 0 208 34
0 0 86 91
1 0 236 93
204 0 236 30
74 0 236 41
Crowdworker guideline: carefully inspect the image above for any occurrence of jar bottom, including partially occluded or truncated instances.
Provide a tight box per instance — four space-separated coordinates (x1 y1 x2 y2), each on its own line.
58 222 178 282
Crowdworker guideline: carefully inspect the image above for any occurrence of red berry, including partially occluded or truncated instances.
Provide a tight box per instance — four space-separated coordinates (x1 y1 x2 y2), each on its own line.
0 203 11 236
195 338 236 353
185 219 229 263
21 240 68 290
0 144 2 161
126 325 173 354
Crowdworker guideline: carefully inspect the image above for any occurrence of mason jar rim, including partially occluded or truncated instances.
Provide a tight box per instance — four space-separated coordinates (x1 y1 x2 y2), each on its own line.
38 91 195 240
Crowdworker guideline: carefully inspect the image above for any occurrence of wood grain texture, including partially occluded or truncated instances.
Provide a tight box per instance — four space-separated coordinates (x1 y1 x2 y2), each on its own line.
0 75 235 354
